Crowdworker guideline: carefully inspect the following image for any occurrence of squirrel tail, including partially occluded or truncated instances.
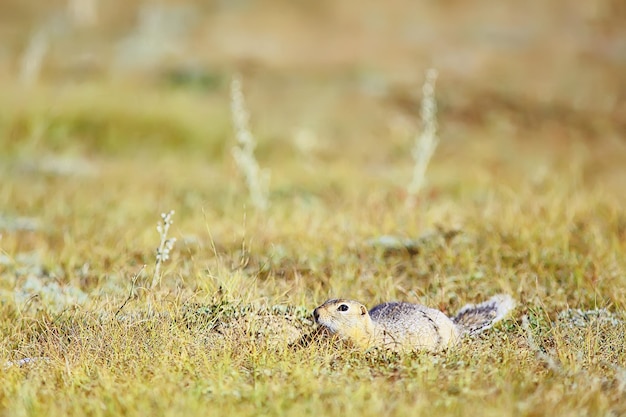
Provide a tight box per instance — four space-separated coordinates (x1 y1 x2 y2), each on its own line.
452 294 515 336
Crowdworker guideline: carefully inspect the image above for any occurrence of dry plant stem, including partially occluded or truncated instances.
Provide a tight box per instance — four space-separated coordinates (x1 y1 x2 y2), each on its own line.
230 74 270 211
407 68 439 203
19 30 48 86
151 210 176 289
116 265 145 316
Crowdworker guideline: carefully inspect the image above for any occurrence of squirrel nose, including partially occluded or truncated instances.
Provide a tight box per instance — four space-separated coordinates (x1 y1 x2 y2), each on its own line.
313 309 320 322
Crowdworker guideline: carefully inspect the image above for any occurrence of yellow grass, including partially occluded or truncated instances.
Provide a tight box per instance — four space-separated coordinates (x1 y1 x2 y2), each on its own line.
1 1 625 416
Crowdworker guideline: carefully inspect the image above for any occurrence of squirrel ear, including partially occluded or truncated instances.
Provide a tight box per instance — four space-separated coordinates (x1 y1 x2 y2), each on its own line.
360 305 367 315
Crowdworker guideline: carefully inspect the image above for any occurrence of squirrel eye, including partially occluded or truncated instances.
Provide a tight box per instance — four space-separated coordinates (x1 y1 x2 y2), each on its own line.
338 304 349 312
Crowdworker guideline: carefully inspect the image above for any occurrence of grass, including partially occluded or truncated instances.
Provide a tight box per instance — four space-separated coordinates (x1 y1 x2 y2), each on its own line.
1 83 624 417
1 1 626 416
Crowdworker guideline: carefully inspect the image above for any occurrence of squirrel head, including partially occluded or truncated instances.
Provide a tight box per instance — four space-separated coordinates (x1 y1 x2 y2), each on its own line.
313 299 375 348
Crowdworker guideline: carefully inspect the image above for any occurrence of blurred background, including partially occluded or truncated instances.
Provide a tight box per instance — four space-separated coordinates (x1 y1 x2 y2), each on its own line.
0 0 625 187
1 0 625 314
1 0 625 85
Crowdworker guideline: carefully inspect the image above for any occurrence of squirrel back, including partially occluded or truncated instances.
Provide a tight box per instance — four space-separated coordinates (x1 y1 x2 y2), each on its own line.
368 301 460 351
452 294 515 336
313 294 515 352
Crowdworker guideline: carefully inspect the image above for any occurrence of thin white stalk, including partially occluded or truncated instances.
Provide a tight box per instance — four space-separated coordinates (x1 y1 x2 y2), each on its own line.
152 210 176 289
19 30 49 87
407 68 439 200
230 75 270 211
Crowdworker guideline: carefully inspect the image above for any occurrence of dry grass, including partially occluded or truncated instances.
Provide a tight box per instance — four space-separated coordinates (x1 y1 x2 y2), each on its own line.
1 1 626 416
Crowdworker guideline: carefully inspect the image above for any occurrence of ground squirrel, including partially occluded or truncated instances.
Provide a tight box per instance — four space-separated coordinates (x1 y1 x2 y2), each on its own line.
313 294 515 352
